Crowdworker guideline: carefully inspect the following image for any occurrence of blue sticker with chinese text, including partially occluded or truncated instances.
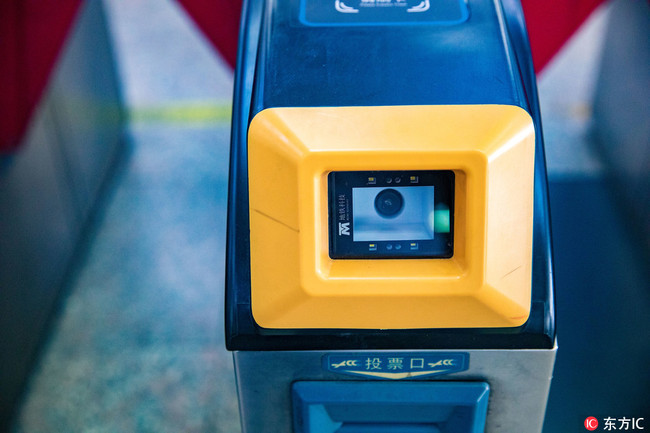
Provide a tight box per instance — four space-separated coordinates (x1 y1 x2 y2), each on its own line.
300 0 469 27
324 352 469 379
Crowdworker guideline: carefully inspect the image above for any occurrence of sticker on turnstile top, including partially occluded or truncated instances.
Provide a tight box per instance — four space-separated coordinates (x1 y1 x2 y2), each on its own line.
300 0 469 26
324 353 468 379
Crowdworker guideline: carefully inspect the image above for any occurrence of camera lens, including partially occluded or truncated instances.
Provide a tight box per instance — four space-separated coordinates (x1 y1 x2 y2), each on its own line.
374 188 404 218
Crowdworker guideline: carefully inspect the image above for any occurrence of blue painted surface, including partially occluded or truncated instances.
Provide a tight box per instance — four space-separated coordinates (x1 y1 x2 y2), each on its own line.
293 382 489 433
254 0 525 111
226 0 555 352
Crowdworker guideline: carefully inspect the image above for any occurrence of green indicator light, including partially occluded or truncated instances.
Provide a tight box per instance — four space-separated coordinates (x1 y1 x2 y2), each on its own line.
434 209 451 233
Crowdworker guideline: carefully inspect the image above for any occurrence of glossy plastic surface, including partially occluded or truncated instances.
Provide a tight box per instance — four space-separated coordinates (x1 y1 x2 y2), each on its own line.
292 381 489 433
226 0 555 349
247 105 535 329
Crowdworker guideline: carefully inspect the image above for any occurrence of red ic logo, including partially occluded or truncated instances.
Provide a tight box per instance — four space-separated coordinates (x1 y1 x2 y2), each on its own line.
585 417 598 431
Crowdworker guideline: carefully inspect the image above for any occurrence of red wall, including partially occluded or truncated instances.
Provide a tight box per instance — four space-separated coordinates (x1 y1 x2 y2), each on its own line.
178 0 242 69
0 0 82 152
521 0 607 71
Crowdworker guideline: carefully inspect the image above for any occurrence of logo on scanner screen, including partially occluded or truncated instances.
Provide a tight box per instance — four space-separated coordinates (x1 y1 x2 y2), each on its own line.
324 353 468 379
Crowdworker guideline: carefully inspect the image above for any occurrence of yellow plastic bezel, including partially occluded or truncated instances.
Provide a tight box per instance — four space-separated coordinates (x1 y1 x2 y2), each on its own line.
248 105 535 329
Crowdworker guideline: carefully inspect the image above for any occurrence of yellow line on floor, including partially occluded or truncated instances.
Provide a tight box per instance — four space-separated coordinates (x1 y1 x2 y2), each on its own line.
129 102 232 124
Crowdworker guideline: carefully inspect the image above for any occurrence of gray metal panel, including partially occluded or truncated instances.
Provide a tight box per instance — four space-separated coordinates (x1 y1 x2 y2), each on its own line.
592 0 650 246
0 0 124 428
49 0 125 222
234 346 556 433
0 99 77 427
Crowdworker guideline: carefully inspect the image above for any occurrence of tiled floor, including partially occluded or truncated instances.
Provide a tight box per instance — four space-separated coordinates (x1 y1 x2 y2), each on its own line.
11 1 650 432
11 124 240 433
